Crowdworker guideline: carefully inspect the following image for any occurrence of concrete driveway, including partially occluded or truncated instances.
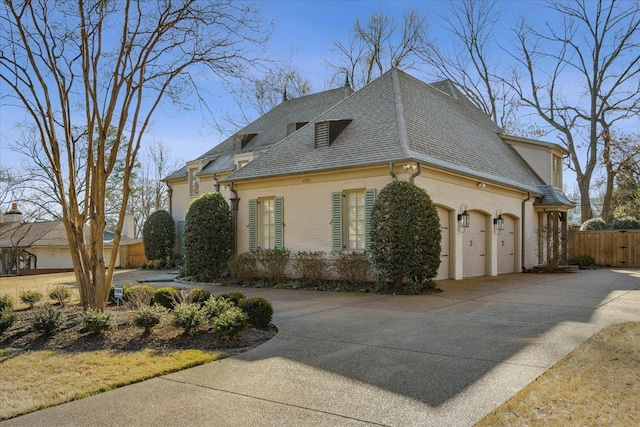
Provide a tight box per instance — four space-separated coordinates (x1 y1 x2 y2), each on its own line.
3 269 640 426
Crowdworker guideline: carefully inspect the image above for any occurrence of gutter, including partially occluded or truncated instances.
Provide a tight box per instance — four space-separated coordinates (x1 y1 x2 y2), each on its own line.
388 162 397 180
213 174 220 192
167 184 173 216
521 192 531 271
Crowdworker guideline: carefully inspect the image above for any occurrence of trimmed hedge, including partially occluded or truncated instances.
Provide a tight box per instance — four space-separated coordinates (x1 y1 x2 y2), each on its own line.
183 192 232 281
370 181 441 287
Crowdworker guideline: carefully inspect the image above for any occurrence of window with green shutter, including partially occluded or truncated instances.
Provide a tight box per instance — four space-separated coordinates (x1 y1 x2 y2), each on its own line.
332 189 376 251
248 197 284 251
248 200 257 251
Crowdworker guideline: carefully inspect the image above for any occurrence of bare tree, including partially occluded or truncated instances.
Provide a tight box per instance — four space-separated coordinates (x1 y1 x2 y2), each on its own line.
0 0 269 309
420 0 520 131
327 9 429 90
509 0 640 223
0 164 26 209
128 141 183 238
221 65 312 131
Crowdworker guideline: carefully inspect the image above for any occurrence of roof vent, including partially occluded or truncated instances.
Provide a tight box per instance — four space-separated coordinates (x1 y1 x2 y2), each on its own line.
287 122 308 136
314 119 352 149
234 133 257 151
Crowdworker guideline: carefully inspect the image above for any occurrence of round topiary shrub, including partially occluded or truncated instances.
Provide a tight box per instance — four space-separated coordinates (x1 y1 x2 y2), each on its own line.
240 297 273 328
153 287 181 309
80 309 115 334
124 285 155 303
370 181 442 288
183 192 233 281
171 303 205 334
201 296 235 321
211 306 248 338
143 210 176 264
31 306 66 335
187 288 211 306
580 217 608 230
133 305 166 334
217 291 247 307
611 216 640 230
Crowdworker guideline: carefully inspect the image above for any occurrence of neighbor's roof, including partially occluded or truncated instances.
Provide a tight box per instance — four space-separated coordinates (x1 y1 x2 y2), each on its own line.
0 220 141 248
222 68 546 194
0 220 68 248
162 85 354 181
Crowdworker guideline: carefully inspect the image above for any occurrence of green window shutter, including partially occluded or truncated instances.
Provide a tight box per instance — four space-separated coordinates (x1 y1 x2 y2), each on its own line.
331 192 343 251
248 199 257 251
274 197 284 250
364 189 377 250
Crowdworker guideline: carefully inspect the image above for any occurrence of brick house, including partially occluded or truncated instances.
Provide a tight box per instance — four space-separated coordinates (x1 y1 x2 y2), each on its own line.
163 69 573 279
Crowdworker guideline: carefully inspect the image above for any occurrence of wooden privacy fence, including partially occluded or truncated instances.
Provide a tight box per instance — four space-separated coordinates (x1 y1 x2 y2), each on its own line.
125 241 148 267
569 230 640 268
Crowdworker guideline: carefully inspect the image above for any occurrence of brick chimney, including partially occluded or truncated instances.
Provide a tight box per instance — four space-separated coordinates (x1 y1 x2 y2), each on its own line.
4 203 24 223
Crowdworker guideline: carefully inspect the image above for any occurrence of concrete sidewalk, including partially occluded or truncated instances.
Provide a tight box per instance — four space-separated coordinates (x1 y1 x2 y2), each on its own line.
3 269 640 426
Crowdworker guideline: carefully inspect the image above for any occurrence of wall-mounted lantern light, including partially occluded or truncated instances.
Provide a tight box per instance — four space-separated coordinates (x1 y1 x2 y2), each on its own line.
493 209 505 235
458 204 470 232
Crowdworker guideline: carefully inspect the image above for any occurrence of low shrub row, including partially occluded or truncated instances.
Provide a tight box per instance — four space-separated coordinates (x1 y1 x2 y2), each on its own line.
228 250 372 286
1 289 273 339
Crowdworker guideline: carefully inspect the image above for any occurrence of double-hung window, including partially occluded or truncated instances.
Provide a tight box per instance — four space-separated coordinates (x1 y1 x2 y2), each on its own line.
248 197 284 250
332 189 376 251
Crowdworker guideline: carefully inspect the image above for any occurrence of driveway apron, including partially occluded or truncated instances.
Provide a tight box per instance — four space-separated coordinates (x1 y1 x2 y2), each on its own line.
3 269 640 426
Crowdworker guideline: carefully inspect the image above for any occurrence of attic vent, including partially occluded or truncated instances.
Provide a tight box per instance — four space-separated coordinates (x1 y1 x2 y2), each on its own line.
234 133 257 150
314 119 352 149
287 122 308 136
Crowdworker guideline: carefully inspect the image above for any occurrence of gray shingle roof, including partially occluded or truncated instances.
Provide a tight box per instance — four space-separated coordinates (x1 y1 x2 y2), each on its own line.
160 86 355 181
534 185 576 207
0 220 67 248
223 69 546 194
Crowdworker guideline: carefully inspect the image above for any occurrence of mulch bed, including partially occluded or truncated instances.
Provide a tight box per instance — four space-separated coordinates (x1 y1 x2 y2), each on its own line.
1 304 277 355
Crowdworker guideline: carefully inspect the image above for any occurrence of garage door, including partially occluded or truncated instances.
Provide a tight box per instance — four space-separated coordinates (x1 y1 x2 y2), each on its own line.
497 216 516 274
463 211 486 277
436 207 450 280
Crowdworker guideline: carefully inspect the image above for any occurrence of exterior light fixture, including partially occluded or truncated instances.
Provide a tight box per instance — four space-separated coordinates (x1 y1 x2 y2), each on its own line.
402 162 417 171
493 209 505 235
458 204 470 232
477 182 486 188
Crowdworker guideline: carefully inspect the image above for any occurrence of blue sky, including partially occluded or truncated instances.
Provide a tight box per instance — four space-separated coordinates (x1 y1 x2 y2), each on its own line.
0 0 628 195
0 0 535 167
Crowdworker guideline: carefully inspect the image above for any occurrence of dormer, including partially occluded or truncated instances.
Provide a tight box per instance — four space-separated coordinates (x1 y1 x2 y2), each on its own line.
233 133 257 151
287 122 308 136
314 119 352 149
185 159 206 197
234 152 255 170
500 134 569 190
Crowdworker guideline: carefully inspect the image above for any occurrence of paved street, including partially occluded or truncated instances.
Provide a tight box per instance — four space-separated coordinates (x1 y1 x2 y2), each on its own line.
3 269 640 426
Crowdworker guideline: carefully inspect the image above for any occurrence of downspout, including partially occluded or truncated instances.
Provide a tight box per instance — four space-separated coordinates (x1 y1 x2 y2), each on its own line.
409 163 422 184
229 182 239 255
521 192 531 272
213 174 220 192
388 162 397 180
167 184 173 216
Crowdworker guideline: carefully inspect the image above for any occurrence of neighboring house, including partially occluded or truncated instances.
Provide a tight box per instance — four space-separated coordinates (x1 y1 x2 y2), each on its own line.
0 204 138 275
163 69 574 280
